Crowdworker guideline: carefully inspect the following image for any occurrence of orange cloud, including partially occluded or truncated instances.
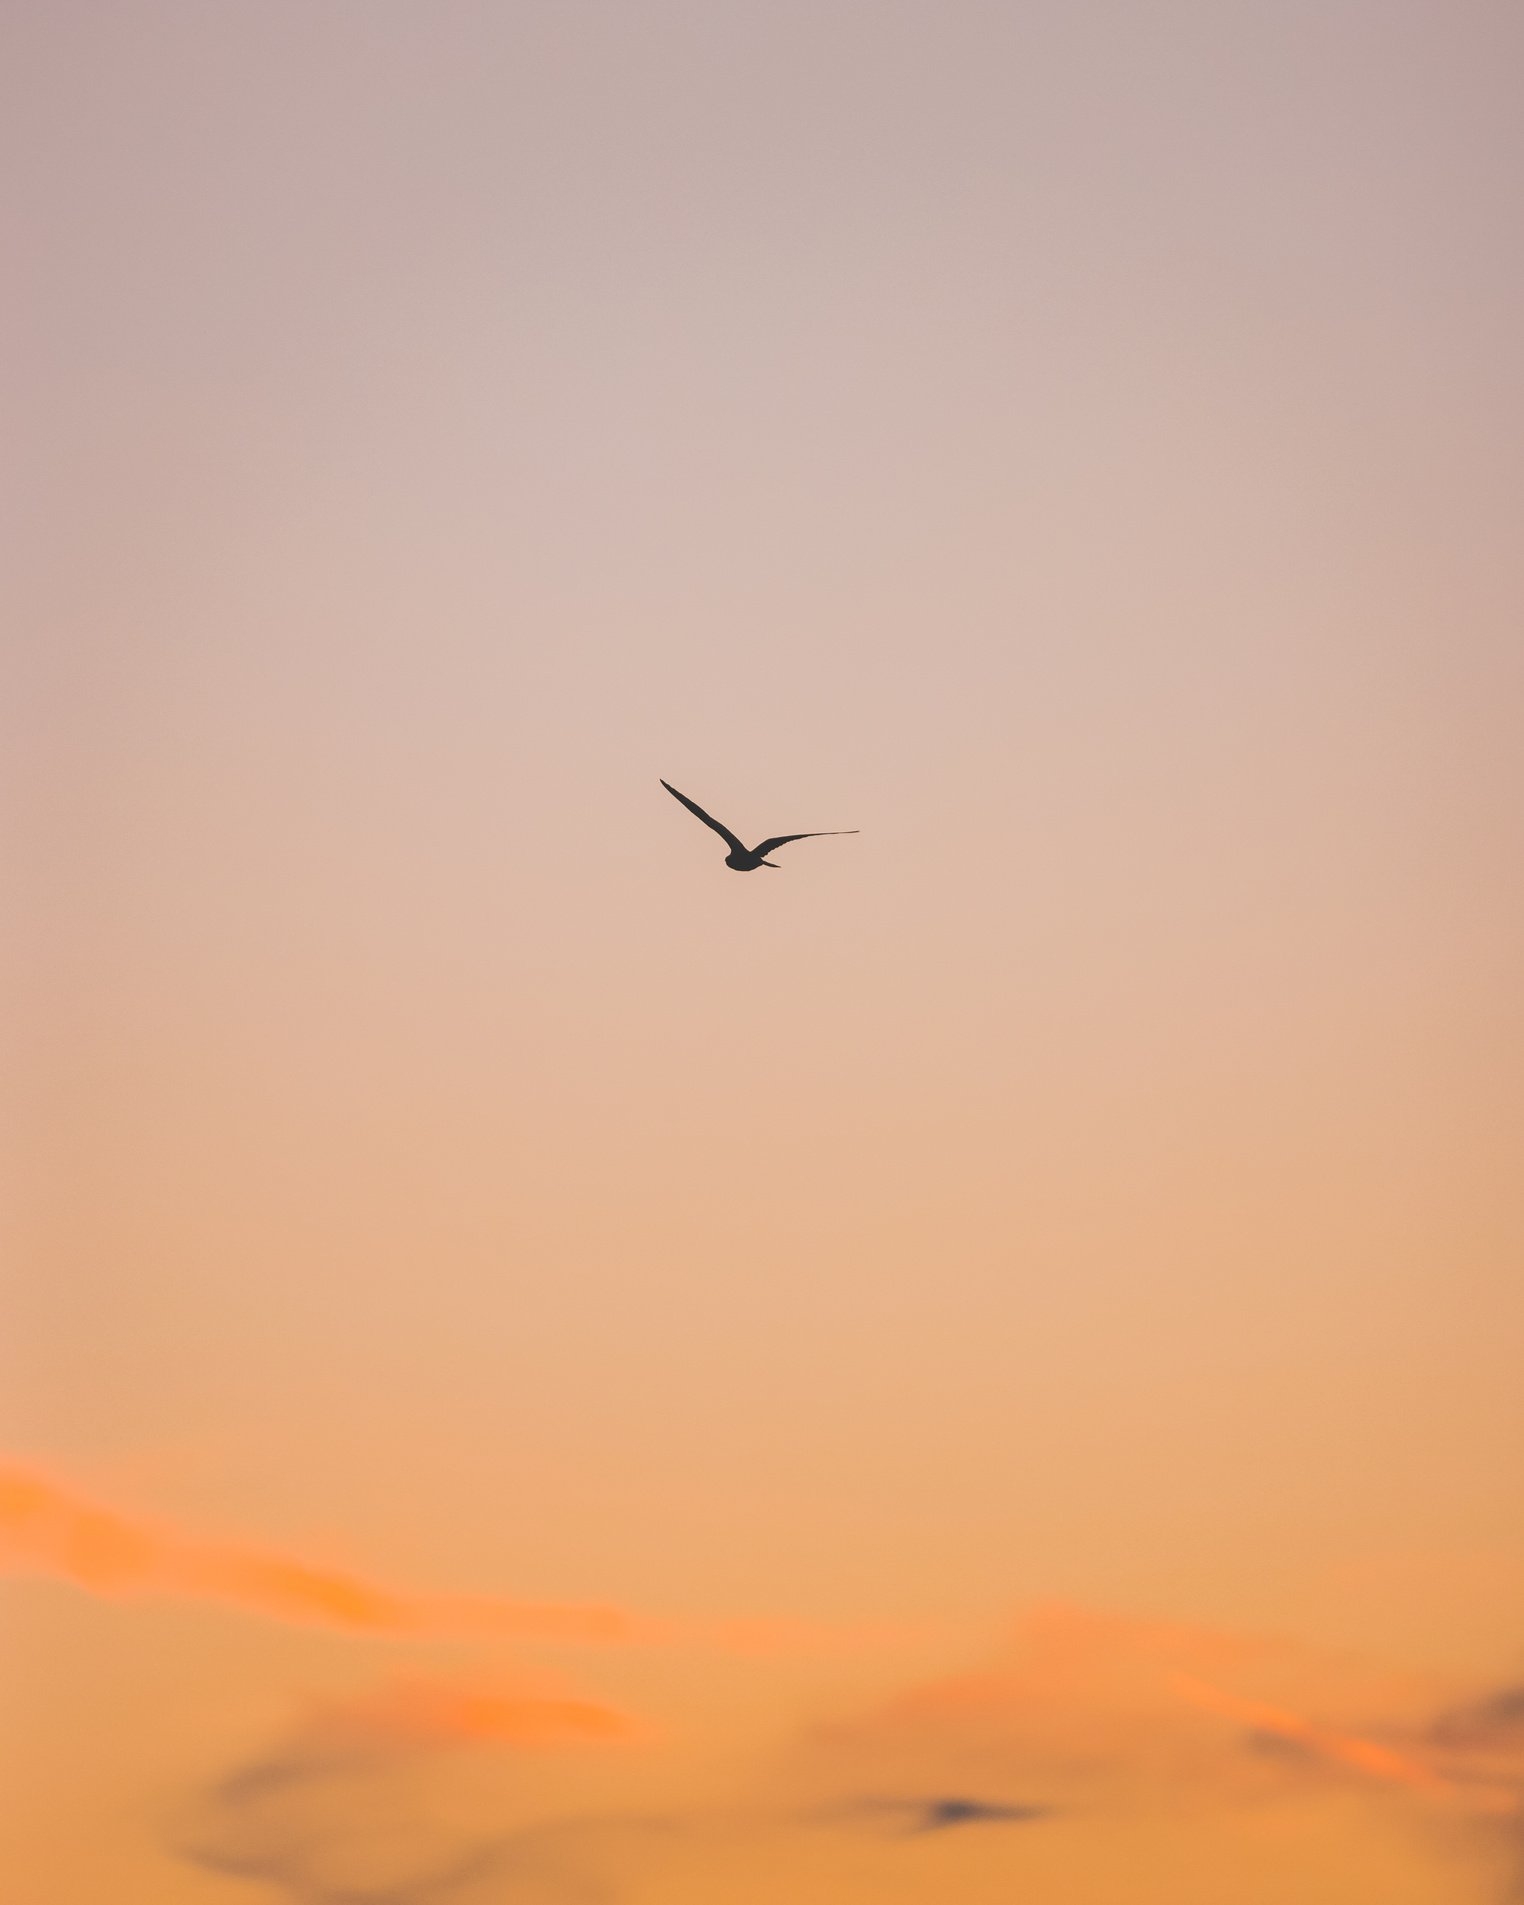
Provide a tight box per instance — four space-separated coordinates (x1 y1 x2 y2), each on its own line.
176 1671 651 1905
1169 1672 1452 1796
0 1459 885 1655
304 1673 647 1748
822 1600 1491 1824
0 1460 660 1643
876 1602 1274 1715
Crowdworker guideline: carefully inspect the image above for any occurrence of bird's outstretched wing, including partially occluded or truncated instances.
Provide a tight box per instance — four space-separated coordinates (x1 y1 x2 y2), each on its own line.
660 780 745 853
751 830 859 857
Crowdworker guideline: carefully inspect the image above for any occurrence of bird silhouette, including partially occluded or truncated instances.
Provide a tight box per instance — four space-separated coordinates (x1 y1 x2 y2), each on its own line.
660 780 857 871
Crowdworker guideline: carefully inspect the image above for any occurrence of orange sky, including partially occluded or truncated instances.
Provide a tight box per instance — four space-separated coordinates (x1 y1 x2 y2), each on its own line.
5 3 1523 1901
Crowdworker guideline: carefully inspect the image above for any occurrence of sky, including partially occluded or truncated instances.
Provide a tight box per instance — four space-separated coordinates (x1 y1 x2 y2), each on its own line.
4 3 1523 1900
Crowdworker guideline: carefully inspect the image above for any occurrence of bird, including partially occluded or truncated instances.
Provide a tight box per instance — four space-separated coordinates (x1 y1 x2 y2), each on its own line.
659 780 858 871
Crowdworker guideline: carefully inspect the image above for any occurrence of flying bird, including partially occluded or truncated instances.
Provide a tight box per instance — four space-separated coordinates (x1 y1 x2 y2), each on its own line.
660 780 858 872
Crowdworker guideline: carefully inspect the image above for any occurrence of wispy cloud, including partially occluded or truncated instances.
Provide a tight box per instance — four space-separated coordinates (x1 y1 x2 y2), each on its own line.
178 1692 1056 1905
814 1602 1512 1816
132 1585 1524 1903
0 1461 652 1644
175 1675 654 1905
814 1603 1524 1896
0 1459 893 1655
1430 1688 1524 1757
291 1675 646 1750
824 1793 1054 1835
1168 1672 1453 1796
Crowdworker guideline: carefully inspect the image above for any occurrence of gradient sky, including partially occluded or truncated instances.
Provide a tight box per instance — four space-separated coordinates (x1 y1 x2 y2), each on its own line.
5 4 1523 1901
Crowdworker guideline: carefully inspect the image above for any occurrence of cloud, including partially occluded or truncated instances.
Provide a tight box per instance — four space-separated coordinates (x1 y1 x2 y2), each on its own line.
0 1462 654 1645
1168 1671 1453 1796
811 1602 1492 1815
1408 1683 1524 1895
176 1684 1055 1905
160 1599 1524 1902
805 1605 1524 1899
826 1793 1054 1835
0 1459 892 1656
312 1678 645 1749
173 1650 1069 1905
905 1794 1054 1832
1430 1689 1524 1756
174 1675 653 1905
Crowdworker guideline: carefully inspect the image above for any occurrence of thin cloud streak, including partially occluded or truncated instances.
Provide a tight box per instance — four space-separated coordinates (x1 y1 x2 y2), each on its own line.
0 1461 654 1644
825 1794 1054 1835
305 1675 647 1748
0 1460 893 1655
1169 1672 1454 1797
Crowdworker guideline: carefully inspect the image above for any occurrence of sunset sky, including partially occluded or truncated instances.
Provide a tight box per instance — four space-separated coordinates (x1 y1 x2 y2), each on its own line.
5 4 1523 1901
